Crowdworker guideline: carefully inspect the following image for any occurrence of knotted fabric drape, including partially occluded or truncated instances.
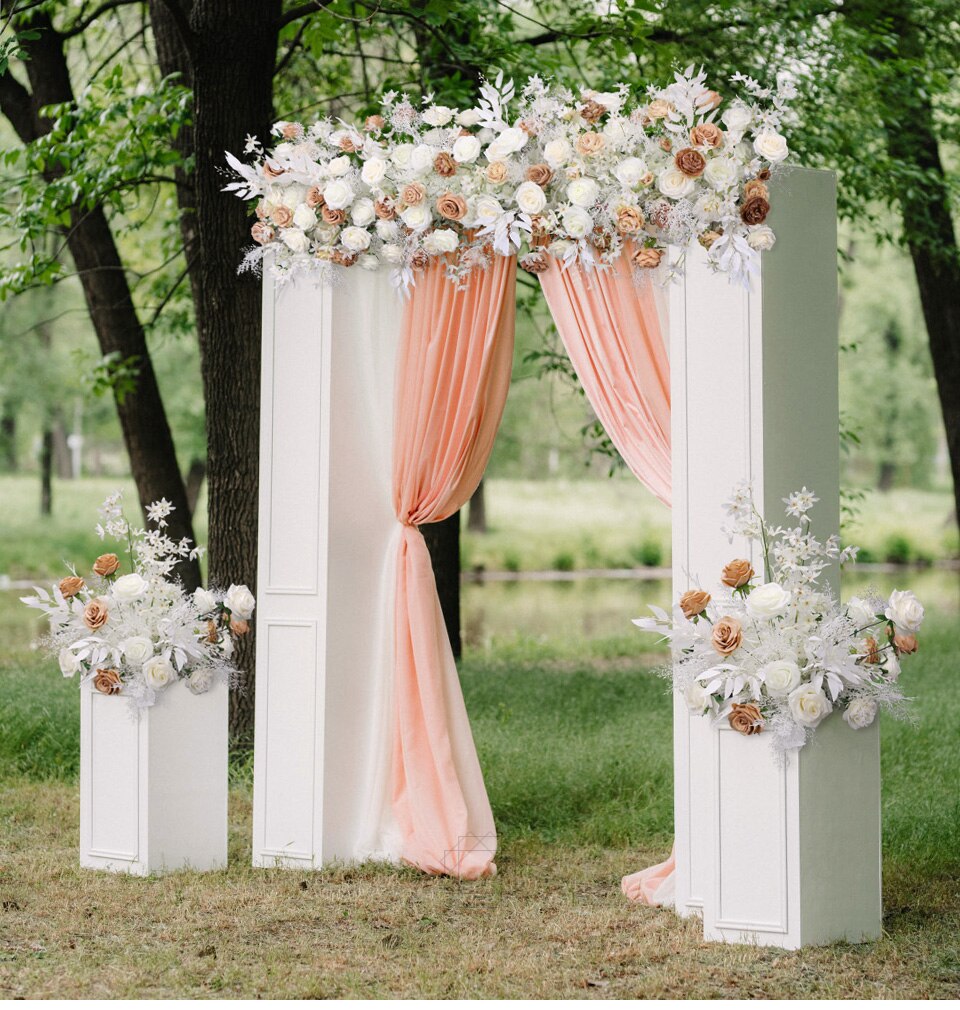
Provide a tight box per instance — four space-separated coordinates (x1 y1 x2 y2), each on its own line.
539 251 674 905
390 255 516 879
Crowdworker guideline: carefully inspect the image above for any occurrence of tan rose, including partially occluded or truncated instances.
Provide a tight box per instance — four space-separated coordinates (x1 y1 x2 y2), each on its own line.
698 90 722 111
321 206 346 226
526 163 554 186
721 559 754 588
646 99 673 120
59 576 85 599
712 616 743 656
230 618 250 636
262 161 285 180
743 179 769 201
83 599 109 631
519 119 538 136
92 554 120 577
206 619 219 644
579 99 607 123
331 248 356 267
486 161 508 184
632 247 663 269
728 702 763 735
576 132 606 156
93 668 122 695
740 196 771 225
675 147 707 178
659 137 673 153
306 186 325 209
338 134 360 152
757 168 771 181
698 230 723 249
364 115 385 132
639 171 655 187
519 252 550 275
410 248 430 270
862 636 881 664
679 589 711 620
281 122 301 139
616 206 645 234
433 152 456 177
436 192 467 222
690 122 723 148
270 205 293 228
374 198 396 220
649 202 671 229
255 201 268 220
893 633 918 654
251 221 275 245
401 182 426 206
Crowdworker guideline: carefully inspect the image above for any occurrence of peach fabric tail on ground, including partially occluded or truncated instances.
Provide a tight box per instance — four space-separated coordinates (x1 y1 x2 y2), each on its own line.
540 250 674 902
390 255 516 879
538 249 670 506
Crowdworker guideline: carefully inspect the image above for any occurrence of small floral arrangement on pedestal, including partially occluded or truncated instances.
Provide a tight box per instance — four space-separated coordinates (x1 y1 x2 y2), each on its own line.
225 66 796 290
21 492 256 709
634 484 923 753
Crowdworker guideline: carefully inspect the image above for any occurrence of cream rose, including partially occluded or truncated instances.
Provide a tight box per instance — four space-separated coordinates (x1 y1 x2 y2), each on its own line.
474 195 504 226
322 179 354 210
753 131 789 163
341 226 371 252
456 108 483 127
543 137 572 168
400 203 431 231
515 181 547 215
885 589 924 633
745 582 792 620
281 228 310 253
452 135 482 163
350 198 376 227
422 105 453 126
409 144 436 174
614 157 647 188
685 680 712 714
188 668 214 694
59 647 81 678
358 254 379 271
561 205 593 239
112 572 148 603
381 243 403 264
143 654 175 690
842 697 878 730
224 583 256 621
326 155 351 177
566 177 599 208
120 636 153 667
746 225 776 251
376 219 399 241
390 143 413 168
361 157 387 187
760 659 801 697
721 103 753 134
703 157 740 191
657 165 696 199
292 204 317 231
193 587 218 614
788 684 832 728
486 125 527 161
846 596 878 627
423 229 459 255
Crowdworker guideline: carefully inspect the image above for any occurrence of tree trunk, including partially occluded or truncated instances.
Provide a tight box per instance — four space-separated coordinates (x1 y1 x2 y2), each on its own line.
39 427 53 516
185 456 207 517
421 512 462 660
0 408 15 471
467 478 487 532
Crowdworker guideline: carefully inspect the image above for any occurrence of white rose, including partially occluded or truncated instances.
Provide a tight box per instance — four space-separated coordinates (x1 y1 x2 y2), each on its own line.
703 157 740 191
456 108 482 127
221 634 235 659
327 155 352 177
548 238 574 259
753 131 789 163
390 143 413 168
409 144 436 174
400 203 431 231
422 105 453 127
361 157 387 187
746 225 776 252
788 684 832 728
452 135 482 164
846 596 878 627
358 253 379 271
515 180 547 215
694 192 724 219
375 220 398 243
843 697 878 730
721 103 753 134
323 179 354 210
884 589 924 633
120 636 153 667
278 183 306 209
292 204 317 231
561 205 593 239
381 243 403 263
351 198 376 227
745 582 792 620
142 654 175 690
760 659 801 697
490 125 527 156
59 647 81 678
614 157 647 188
188 667 214 694
658 165 696 199
883 650 901 681
112 572 148 603
684 680 711 714
224 583 256 621
543 137 572 169
474 195 503 226
193 587 218 614
281 228 310 253
566 177 599 207
272 141 295 161
340 226 371 252
423 228 459 255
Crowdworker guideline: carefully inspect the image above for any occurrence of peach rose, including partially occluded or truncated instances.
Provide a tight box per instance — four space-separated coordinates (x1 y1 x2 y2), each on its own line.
92 554 120 577
281 122 301 139
255 201 268 220
519 252 550 274
893 633 918 654
639 171 655 187
206 620 219 644
338 134 360 152
679 589 711 619
632 247 663 269
646 99 673 120
270 205 293 228
321 206 346 226
262 161 285 180
576 132 605 156
862 636 882 664
401 182 426 206
728 702 763 735
579 99 607 123
721 559 754 588
712 616 743 656
690 123 723 148
364 115 385 132
410 248 430 270
659 137 673 153
698 230 722 249
93 668 122 695
374 198 396 220
675 147 706 178
616 206 645 234
743 179 769 201
433 152 456 177
331 248 356 267
526 163 554 186
251 221 275 245
83 599 110 631
230 618 250 636
698 90 722 111
486 161 508 185
436 192 467 222
740 196 771 225
306 186 325 209
59 576 85 599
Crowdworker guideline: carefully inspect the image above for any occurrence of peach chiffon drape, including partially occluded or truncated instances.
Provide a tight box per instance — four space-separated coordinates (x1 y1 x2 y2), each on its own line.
391 255 517 879
539 251 674 906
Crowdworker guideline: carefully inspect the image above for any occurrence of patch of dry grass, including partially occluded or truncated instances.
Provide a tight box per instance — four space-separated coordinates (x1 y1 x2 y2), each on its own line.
1 783 957 999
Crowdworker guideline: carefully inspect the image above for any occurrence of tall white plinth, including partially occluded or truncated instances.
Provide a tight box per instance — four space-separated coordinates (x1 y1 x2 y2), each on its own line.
252 267 400 869
80 678 228 875
670 167 881 947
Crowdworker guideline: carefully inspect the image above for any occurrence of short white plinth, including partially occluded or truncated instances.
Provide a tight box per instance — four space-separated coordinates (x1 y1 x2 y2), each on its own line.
79 678 228 875
252 266 401 869
670 166 881 946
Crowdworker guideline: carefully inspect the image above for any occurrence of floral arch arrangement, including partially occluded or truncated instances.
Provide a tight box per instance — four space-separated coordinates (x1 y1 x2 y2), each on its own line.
225 66 796 289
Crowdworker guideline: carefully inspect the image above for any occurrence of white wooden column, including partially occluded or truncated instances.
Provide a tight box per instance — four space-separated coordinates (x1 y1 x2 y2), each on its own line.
252 266 401 868
670 167 881 947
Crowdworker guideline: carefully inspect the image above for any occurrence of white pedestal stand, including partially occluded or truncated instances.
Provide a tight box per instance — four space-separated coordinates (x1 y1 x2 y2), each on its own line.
79 678 228 875
669 167 881 947
252 267 401 868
